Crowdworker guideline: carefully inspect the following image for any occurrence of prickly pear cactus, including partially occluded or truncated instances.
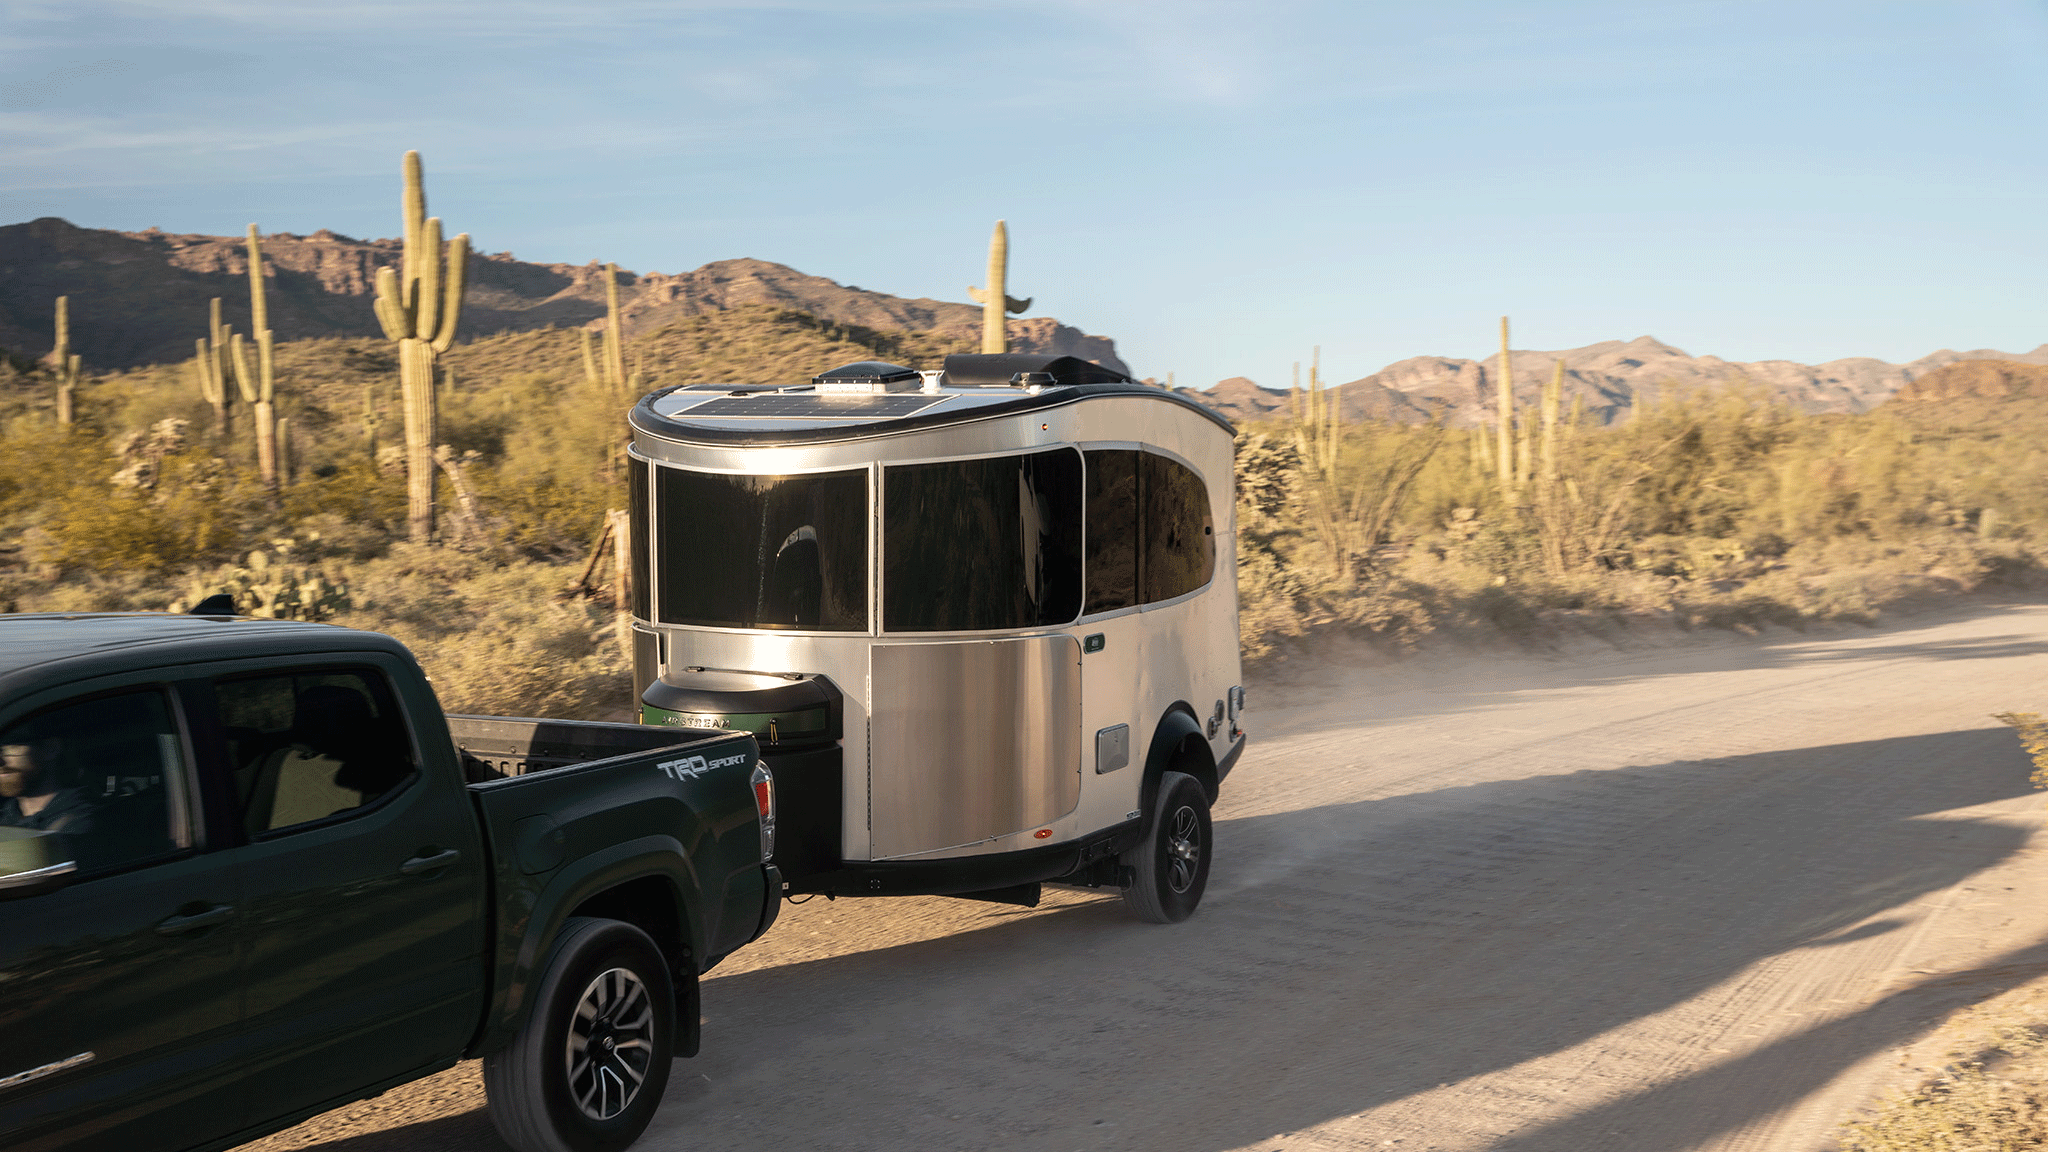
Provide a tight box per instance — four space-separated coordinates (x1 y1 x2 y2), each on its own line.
170 547 351 622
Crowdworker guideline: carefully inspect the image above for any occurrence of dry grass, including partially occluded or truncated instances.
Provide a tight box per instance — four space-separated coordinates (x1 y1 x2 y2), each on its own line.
0 547 629 722
11 312 2048 699
1231 384 2048 664
1843 722 2048 1148
1836 996 2048 1152
0 306 951 719
328 547 629 719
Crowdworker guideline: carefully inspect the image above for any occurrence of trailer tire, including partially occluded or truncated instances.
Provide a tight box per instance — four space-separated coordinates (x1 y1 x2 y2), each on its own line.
484 916 676 1152
1121 770 1211 923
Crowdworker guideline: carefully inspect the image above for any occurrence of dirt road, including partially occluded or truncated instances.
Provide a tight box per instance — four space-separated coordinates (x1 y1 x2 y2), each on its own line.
241 601 2048 1152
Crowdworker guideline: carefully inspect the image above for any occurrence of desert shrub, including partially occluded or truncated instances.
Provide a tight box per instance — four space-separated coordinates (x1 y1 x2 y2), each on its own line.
1838 1027 2048 1152
1229 374 2048 660
329 547 628 720
282 459 407 541
1992 712 2048 791
13 311 2048 672
40 452 266 577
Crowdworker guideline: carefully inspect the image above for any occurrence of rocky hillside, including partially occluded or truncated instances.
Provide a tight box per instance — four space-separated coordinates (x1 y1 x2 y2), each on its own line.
1889 358 2048 403
1184 336 2048 427
0 217 1126 373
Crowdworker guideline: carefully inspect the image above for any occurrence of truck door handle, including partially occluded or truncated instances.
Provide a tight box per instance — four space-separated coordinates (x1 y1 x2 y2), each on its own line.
156 904 236 936
399 848 462 877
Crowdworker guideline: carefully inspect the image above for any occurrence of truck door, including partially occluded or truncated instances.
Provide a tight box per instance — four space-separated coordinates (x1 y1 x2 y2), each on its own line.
208 663 487 1122
0 685 243 1152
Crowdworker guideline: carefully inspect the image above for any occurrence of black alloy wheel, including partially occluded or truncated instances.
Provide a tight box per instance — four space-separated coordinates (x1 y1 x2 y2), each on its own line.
1121 769 1212 923
484 917 677 1152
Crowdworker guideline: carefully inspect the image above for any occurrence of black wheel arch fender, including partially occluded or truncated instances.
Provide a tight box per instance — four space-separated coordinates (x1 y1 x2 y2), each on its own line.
1138 704 1218 831
469 837 704 1061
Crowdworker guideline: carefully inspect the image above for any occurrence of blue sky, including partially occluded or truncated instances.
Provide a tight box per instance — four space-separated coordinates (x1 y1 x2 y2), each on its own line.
2 0 2045 386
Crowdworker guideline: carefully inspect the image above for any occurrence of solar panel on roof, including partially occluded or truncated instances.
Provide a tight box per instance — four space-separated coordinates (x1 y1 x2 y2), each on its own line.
684 394 947 419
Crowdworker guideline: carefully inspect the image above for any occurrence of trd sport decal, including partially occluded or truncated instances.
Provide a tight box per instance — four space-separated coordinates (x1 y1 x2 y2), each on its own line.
656 752 750 781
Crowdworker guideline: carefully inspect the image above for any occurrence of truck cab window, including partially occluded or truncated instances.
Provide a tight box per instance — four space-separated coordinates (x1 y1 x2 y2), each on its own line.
655 466 868 631
0 689 194 874
884 448 1084 631
214 670 416 836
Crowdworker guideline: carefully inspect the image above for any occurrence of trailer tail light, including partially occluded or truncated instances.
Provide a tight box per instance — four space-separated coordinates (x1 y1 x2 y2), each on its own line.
750 761 776 862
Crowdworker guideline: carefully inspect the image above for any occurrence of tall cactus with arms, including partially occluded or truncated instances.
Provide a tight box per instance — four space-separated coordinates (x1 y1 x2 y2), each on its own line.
50 297 82 425
230 226 281 490
191 298 234 438
966 220 1030 354
372 150 470 543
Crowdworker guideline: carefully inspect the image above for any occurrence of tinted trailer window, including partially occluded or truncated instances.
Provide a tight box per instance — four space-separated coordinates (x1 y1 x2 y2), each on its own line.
656 466 869 631
884 448 1083 631
1084 448 1215 613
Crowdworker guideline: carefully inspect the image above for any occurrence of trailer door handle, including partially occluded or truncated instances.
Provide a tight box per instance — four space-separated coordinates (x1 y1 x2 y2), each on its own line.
399 848 462 877
156 904 236 936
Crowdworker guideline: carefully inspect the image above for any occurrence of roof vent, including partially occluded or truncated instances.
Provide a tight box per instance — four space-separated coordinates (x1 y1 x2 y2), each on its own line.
813 361 921 394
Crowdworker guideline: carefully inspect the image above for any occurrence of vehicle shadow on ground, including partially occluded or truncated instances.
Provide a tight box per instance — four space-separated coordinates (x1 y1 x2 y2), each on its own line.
677 724 2041 1152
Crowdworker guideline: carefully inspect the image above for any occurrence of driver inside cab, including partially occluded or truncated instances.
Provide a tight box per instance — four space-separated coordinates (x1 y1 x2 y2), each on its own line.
0 736 94 833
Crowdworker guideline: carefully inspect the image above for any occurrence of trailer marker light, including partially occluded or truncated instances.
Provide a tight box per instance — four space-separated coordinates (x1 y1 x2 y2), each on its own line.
1034 828 1052 839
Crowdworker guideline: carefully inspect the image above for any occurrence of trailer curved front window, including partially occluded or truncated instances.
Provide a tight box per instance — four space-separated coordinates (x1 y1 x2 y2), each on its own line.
655 466 869 631
884 448 1084 631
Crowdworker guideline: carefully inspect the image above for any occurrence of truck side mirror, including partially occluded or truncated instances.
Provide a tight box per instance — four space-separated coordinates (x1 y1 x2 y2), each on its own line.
0 827 76 901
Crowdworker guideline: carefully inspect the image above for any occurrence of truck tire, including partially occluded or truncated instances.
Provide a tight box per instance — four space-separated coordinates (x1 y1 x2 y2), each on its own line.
484 916 677 1152
1120 770 1211 923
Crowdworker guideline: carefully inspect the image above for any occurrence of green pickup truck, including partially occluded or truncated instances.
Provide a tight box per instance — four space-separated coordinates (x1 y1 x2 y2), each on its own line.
0 613 781 1152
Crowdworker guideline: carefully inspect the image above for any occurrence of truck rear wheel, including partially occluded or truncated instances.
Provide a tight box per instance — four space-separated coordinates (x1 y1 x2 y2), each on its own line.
1121 770 1211 923
484 916 676 1152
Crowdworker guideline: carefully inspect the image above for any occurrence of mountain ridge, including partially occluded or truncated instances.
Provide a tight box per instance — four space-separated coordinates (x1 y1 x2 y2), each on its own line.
1183 334 2048 426
7 216 2041 420
0 216 1127 374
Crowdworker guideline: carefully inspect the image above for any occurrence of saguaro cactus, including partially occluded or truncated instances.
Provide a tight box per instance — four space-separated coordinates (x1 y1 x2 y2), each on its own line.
191 299 235 438
966 220 1030 354
580 263 636 398
371 150 470 544
1289 346 1339 480
1539 358 1564 489
229 226 281 490
49 297 82 425
1495 316 1515 500
578 263 642 482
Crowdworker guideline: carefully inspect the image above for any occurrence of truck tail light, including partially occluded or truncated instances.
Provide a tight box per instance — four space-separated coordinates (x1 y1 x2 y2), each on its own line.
750 761 776 862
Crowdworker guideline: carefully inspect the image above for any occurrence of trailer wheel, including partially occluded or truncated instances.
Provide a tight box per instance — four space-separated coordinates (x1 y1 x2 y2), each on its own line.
484 916 676 1152
1121 770 1211 923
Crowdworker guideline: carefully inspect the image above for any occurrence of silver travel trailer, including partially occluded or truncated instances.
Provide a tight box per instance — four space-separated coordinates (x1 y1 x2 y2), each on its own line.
624 353 1244 922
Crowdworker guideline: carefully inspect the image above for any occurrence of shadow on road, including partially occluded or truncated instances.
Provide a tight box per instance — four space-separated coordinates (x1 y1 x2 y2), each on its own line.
681 723 2040 1152
1485 934 2048 1152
